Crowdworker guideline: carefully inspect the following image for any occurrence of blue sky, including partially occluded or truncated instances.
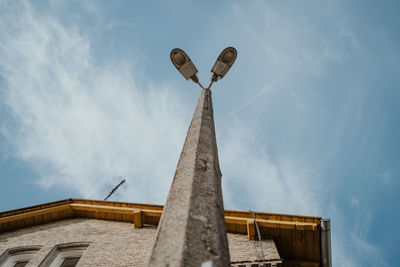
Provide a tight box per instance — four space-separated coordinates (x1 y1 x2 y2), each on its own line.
0 0 399 266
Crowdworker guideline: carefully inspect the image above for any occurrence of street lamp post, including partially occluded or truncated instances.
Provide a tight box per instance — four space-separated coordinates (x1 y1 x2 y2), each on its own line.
148 47 237 267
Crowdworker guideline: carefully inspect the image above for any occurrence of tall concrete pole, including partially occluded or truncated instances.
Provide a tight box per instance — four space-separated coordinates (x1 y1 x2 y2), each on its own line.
148 88 230 267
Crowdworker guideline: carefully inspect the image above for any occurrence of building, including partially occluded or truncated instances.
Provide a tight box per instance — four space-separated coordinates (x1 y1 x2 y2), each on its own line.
0 198 329 266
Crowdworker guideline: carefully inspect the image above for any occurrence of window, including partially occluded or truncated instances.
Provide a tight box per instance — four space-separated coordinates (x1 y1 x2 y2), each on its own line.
0 245 42 267
39 242 90 267
60 257 80 267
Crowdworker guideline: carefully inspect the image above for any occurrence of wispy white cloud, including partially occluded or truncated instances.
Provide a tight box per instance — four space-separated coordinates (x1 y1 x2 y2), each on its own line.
224 0 342 119
219 117 322 215
0 1 189 203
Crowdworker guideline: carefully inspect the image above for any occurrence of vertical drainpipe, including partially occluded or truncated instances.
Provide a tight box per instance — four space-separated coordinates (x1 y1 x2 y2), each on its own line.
321 219 332 267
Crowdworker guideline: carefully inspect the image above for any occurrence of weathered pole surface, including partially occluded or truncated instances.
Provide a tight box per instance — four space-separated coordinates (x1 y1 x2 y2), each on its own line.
148 88 230 267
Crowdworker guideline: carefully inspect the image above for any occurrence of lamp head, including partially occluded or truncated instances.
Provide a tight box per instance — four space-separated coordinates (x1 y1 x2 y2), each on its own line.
170 48 199 83
211 47 237 82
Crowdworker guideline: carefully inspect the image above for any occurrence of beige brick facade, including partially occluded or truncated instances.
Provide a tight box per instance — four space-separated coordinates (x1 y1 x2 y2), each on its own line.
0 218 280 266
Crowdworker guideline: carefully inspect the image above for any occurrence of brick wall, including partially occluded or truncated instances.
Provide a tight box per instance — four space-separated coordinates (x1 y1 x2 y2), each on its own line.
0 218 280 266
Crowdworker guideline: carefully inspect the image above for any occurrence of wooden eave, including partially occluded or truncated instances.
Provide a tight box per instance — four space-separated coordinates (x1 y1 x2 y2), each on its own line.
0 199 322 265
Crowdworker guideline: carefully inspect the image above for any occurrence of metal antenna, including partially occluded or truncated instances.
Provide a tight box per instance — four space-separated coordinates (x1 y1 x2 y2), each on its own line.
104 179 126 201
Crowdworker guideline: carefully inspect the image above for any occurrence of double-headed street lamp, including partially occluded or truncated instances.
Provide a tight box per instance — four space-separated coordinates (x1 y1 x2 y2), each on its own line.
156 47 237 266
170 47 237 89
